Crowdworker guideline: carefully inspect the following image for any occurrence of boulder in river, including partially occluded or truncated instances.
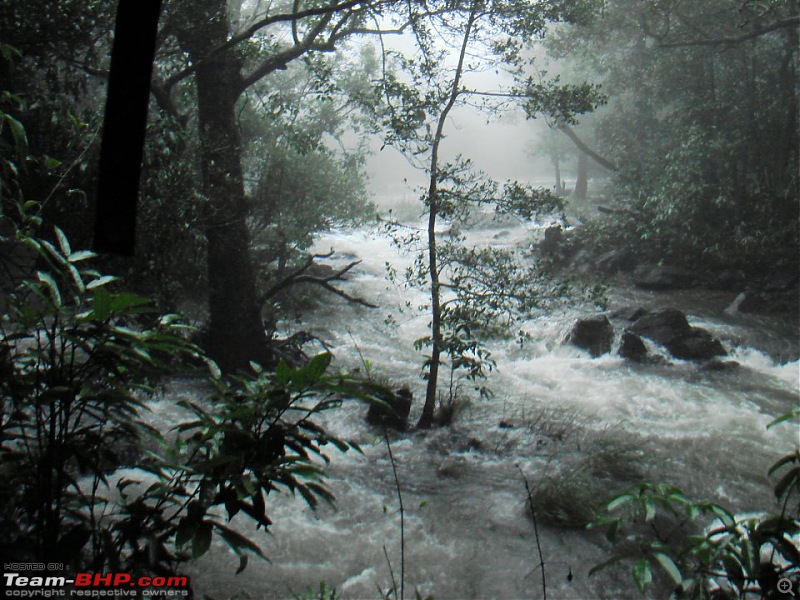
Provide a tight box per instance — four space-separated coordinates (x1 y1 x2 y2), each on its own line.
634 264 697 290
568 315 614 357
628 308 726 361
667 329 727 361
610 305 648 322
366 387 413 431
618 331 649 363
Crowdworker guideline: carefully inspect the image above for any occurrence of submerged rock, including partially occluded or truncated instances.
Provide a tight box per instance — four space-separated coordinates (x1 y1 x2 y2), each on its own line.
365 387 413 431
568 315 614 357
699 358 741 372
628 308 726 361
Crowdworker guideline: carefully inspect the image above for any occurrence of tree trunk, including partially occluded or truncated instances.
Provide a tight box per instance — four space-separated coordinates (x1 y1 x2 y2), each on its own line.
175 1 269 372
417 2 478 429
572 151 588 201
553 151 563 195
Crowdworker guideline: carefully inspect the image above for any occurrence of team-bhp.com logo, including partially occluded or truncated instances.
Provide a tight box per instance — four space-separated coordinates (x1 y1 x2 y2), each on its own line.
4 569 190 597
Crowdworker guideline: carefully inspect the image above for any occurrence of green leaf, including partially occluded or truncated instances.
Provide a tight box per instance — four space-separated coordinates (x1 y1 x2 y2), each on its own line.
212 521 267 560
631 558 653 593
307 352 333 379
37 271 62 307
588 553 626 577
67 263 84 293
175 518 195 548
43 155 62 170
192 522 213 559
643 499 656 522
607 493 635 512
92 288 112 321
653 552 682 585
54 226 71 256
767 408 800 429
774 466 800 501
236 554 248 575
86 275 118 290
68 250 96 263
768 451 798 476
5 113 28 154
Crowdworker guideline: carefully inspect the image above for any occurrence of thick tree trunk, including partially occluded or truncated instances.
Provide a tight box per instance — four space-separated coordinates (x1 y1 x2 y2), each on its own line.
176 2 269 372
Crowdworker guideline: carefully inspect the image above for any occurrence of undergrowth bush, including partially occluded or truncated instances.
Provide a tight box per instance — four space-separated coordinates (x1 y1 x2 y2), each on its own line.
589 411 800 598
0 206 377 578
0 97 383 584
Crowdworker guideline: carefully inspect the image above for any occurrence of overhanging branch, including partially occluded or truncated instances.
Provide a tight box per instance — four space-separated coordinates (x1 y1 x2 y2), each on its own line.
658 16 799 47
260 252 377 309
557 123 618 172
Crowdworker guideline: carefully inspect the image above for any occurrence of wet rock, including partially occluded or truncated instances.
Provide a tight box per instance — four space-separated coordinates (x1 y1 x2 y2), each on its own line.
492 230 511 240
610 305 648 322
699 359 740 372
540 224 565 255
618 332 649 363
668 330 727 361
595 249 634 274
628 308 692 346
629 308 727 361
366 387 413 431
567 315 614 357
634 264 697 290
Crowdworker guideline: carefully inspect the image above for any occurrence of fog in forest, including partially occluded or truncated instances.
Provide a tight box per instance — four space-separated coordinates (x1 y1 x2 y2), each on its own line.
1 1 798 599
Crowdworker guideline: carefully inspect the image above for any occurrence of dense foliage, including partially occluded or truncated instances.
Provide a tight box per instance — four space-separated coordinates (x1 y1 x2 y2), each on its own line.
546 0 799 275
590 415 800 599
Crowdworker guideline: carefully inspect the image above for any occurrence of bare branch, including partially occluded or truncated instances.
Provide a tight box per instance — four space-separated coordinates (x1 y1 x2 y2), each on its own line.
260 255 377 308
658 15 799 47
164 0 387 90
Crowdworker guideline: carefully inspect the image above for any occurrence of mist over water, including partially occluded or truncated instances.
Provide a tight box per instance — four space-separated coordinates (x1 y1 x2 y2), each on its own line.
186 221 799 599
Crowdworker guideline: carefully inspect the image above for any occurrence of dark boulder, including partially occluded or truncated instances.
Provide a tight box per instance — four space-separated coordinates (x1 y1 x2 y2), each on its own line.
366 387 413 431
568 315 614 357
540 225 565 254
629 308 727 361
634 265 697 290
668 330 726 361
618 332 649 363
628 309 692 345
699 359 741 372
610 305 649 322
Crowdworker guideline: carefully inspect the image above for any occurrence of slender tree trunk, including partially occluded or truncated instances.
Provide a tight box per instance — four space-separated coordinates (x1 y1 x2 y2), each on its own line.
175 1 269 372
417 3 478 429
553 152 563 195
572 151 588 200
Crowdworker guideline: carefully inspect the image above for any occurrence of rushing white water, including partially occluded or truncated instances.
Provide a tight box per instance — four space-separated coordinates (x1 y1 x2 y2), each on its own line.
184 222 798 599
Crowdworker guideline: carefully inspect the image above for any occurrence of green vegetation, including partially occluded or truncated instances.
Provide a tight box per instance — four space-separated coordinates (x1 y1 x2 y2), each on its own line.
1 0 797 597
590 415 800 598
544 0 799 276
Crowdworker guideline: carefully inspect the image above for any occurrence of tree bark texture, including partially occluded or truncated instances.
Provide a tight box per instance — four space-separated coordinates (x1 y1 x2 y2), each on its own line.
175 1 269 372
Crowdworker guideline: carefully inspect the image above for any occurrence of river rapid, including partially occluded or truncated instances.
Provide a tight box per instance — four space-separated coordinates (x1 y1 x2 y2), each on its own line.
182 220 799 599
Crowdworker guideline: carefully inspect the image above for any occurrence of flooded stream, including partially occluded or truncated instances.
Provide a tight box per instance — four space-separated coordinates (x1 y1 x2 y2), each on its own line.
179 221 798 599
